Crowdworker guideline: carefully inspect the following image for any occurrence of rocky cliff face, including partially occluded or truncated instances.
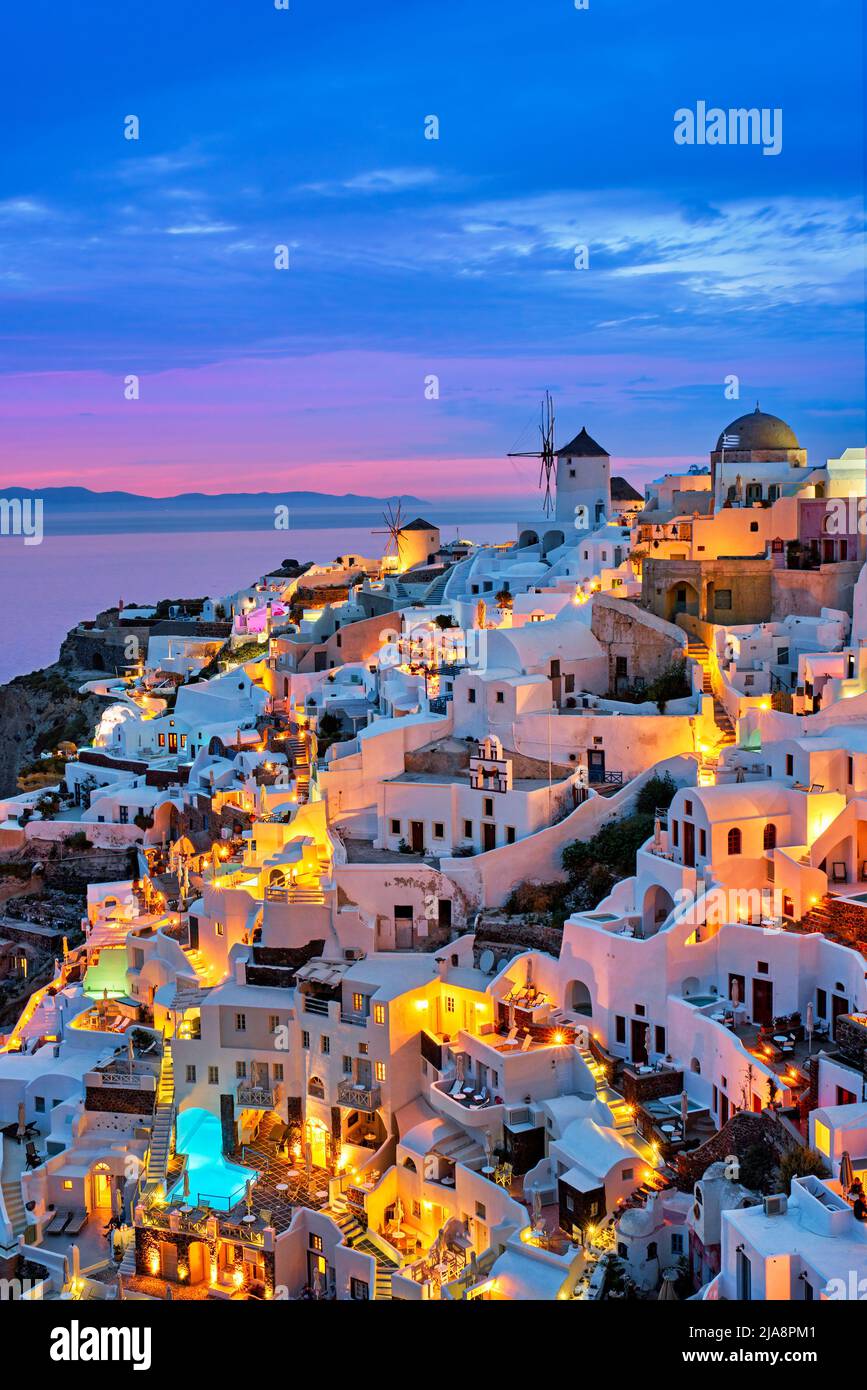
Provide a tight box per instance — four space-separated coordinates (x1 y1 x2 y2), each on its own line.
0 664 105 796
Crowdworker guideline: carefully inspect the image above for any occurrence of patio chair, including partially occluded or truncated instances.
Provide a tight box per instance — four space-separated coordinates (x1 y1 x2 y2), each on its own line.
66 1210 88 1235
832 862 848 883
501 1027 518 1048
449 1078 464 1098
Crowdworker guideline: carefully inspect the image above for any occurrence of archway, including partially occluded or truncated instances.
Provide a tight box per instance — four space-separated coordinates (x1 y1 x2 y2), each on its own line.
664 580 699 624
518 530 540 549
542 529 566 556
565 979 593 1017
642 883 675 936
681 976 700 998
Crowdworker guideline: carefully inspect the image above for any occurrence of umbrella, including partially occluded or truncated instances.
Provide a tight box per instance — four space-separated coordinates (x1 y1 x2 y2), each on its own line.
841 1151 855 1191
394 1197 404 1236
644 1024 652 1061
128 1034 135 1067
245 1179 254 1215
114 1185 124 1219
658 1270 679 1301
183 1169 190 1201
680 1089 689 1135
731 978 740 1008
532 1187 543 1227
653 818 662 849
806 1001 815 1052
16 1101 26 1142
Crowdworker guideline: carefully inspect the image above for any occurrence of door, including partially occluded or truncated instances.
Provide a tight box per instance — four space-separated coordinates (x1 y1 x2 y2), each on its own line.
752 978 774 1026
683 821 695 869
587 750 606 785
737 1249 752 1300
630 1018 648 1065
91 1168 111 1209
168 732 178 753
832 993 849 1039
159 1240 178 1281
394 905 413 949
482 822 496 852
410 821 424 853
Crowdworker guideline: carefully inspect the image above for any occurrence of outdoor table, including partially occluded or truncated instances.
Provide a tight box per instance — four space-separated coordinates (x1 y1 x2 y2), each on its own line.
276 1183 289 1193
481 1165 495 1175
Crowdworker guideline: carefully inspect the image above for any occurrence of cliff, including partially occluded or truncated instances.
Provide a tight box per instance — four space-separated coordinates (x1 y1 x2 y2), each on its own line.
0 663 105 797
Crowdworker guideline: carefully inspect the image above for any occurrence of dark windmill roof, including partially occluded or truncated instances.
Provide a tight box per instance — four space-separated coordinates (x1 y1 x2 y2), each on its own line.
400 517 440 532
555 427 609 458
611 476 643 502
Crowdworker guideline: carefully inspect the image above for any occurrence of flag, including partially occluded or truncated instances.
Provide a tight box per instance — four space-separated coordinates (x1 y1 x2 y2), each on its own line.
721 433 740 447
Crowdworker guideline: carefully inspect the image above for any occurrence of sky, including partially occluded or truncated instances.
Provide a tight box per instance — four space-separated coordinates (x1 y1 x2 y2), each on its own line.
0 0 863 511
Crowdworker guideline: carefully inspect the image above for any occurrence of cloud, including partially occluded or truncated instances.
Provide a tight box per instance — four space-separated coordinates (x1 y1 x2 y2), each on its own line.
300 166 440 196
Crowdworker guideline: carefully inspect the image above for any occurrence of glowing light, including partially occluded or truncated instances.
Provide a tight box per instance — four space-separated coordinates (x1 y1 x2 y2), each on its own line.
552 1030 565 1045
149 1251 160 1276
233 1268 244 1288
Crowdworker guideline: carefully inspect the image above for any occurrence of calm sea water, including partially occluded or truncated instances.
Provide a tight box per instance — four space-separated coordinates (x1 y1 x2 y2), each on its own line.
0 523 511 684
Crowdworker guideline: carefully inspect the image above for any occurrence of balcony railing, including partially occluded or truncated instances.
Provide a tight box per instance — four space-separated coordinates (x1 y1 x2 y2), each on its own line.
237 1080 279 1109
339 1009 369 1027
336 1080 381 1112
303 996 330 1016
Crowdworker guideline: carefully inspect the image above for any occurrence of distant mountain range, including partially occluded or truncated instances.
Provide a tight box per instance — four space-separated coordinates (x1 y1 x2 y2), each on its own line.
0 486 437 535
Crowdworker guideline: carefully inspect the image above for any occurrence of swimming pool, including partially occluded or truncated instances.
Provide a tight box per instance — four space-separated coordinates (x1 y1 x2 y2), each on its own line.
683 993 719 1007
169 1108 259 1211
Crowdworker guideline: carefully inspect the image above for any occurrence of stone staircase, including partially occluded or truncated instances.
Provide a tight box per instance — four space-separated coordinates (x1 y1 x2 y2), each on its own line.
686 638 737 749
329 1200 399 1300
287 734 311 801
1 1175 27 1241
144 1041 175 1190
578 1045 632 1130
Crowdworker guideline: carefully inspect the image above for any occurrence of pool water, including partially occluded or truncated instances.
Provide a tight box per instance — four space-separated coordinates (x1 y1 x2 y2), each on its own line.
169 1107 259 1211
683 993 719 1007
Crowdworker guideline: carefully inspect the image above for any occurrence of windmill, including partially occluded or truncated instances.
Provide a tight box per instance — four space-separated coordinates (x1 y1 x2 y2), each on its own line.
508 390 557 515
373 498 405 570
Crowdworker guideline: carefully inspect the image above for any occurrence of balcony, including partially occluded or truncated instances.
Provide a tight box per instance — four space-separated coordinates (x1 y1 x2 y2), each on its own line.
337 1079 381 1112
339 1008 370 1027
237 1080 280 1109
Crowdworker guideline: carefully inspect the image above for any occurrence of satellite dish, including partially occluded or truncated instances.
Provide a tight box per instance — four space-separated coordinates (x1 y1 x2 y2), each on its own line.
479 949 495 974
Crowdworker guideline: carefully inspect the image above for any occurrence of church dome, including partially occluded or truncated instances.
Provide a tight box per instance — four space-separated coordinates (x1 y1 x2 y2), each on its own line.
715 404 799 452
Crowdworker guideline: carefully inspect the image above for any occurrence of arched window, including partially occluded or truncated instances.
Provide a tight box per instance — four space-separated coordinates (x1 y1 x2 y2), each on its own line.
763 822 777 851
308 1076 325 1099
728 827 742 855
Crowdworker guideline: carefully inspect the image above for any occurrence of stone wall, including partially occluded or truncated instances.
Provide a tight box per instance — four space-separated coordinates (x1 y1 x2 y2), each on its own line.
675 1111 782 1192
590 595 686 690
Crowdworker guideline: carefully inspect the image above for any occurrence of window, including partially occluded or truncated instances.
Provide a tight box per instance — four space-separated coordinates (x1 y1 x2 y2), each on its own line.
615 1015 626 1044
757 960 769 974
412 1201 422 1219
302 1031 310 1050
848 756 854 785
373 1003 386 1025
273 1063 283 1082
269 1015 280 1034
445 995 455 1014
236 1061 247 1078
321 1035 331 1054
463 819 473 838
185 1065 196 1084
475 1201 487 1221
119 805 128 824
715 589 732 610
785 753 794 776
506 826 516 844
699 828 707 857
350 1277 369 1300
34 1096 45 1113
495 691 504 704
749 521 759 532
684 800 693 816
310 1234 323 1252
672 820 679 847
308 1076 325 1099
359 1042 369 1055
342 1055 352 1074
374 1061 386 1082
647 1241 658 1260
390 818 400 835
234 1012 246 1032
671 1233 684 1254
763 823 776 850
484 797 494 817
728 827 742 855
468 688 476 703
655 1025 666 1054
352 993 365 1014
433 822 444 840
208 1066 219 1085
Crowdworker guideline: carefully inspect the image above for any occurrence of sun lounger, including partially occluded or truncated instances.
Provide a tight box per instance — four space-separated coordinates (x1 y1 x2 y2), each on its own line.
65 1210 88 1235
449 1078 464 1098
520 1033 533 1051
44 1209 70 1235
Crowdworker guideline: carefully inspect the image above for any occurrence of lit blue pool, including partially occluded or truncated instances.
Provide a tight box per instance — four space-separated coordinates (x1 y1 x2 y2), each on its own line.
169 1107 259 1211
683 994 719 1007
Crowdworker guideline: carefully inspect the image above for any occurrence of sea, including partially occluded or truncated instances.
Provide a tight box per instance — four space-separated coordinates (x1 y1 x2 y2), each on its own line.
0 522 513 685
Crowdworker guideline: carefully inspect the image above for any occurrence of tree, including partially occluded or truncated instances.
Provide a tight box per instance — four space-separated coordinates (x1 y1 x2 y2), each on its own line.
738 1142 776 1193
475 599 487 630
777 1145 827 1194
495 589 513 610
433 613 458 630
635 772 678 816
